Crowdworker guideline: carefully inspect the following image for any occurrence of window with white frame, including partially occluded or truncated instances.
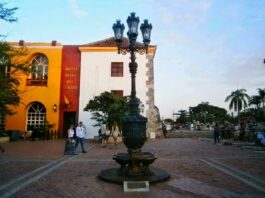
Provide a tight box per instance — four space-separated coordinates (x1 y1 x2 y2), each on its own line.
31 55 48 79
26 102 46 131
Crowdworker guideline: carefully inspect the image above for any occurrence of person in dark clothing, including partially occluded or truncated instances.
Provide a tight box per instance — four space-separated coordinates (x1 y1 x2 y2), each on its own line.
98 128 102 142
162 123 168 138
30 126 38 141
214 123 220 144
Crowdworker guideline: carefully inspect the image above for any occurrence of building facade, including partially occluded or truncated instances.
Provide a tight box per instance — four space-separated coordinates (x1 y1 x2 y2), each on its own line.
78 37 157 138
58 45 81 137
2 37 157 138
4 41 62 135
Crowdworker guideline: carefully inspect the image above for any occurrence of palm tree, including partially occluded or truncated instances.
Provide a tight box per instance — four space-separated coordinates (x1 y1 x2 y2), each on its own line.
248 95 261 110
257 88 265 108
257 88 265 119
249 95 261 120
225 89 250 118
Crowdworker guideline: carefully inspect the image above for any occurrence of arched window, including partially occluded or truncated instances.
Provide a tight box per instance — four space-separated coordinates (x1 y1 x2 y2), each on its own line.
27 55 48 86
31 55 48 79
26 102 46 131
0 54 10 78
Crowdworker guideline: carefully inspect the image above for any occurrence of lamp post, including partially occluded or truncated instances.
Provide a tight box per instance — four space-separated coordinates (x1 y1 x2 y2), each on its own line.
113 12 151 156
112 13 152 115
99 12 170 184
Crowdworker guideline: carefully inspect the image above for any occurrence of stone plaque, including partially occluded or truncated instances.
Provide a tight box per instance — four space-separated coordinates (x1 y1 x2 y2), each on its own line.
124 181 149 192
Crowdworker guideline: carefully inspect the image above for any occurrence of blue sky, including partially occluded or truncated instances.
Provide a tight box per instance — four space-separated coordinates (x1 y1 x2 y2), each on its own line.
2 0 265 118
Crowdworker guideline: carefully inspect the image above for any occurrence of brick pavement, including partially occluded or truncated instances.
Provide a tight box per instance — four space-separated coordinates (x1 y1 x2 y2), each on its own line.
0 138 265 197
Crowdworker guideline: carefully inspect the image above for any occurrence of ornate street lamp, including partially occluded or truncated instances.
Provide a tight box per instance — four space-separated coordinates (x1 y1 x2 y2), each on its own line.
99 12 170 184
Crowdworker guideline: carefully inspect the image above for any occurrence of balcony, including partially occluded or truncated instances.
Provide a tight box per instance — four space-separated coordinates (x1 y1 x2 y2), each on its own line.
26 79 47 86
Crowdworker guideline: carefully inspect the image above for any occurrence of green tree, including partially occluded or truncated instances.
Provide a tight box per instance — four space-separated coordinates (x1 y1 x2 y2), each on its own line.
175 110 189 124
248 95 261 121
225 89 250 118
246 88 265 121
257 88 265 120
0 42 29 115
0 3 29 115
190 102 229 123
240 108 257 121
0 2 18 23
257 88 265 109
83 92 128 129
248 95 261 110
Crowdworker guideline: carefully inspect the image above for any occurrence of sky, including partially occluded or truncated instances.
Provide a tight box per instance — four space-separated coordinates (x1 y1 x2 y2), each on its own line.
1 0 265 119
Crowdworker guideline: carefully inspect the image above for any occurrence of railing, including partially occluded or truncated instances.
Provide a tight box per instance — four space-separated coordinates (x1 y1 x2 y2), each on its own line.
26 79 47 86
24 130 59 140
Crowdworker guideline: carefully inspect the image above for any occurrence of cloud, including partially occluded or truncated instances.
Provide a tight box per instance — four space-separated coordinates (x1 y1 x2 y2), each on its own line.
69 0 88 18
154 0 212 28
151 0 264 116
221 54 265 87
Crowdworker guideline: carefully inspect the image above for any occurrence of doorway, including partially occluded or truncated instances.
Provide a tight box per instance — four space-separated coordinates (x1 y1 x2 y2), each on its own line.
63 112 76 137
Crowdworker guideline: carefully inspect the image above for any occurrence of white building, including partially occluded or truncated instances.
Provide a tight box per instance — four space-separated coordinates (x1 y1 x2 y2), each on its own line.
78 37 157 139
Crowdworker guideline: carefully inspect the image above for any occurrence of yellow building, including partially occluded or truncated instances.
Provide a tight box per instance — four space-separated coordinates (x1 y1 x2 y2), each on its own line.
5 40 62 135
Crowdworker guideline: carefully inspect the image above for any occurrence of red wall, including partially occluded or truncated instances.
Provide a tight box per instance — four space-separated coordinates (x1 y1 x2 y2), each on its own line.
59 45 81 136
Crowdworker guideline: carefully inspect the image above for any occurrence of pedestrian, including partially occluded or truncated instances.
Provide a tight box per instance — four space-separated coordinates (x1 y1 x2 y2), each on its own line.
162 122 168 138
214 123 220 144
111 122 120 145
30 126 38 141
64 124 77 155
68 124 75 142
75 122 86 153
101 124 110 147
98 128 102 143
239 121 245 141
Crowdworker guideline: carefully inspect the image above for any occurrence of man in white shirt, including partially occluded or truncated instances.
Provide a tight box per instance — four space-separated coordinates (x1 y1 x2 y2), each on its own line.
75 122 86 153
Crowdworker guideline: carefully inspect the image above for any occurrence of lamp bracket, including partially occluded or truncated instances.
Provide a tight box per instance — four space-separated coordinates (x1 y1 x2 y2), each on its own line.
118 46 148 55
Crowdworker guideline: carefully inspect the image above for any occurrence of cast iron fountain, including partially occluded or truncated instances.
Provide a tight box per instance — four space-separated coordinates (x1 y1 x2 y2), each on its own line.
98 12 170 183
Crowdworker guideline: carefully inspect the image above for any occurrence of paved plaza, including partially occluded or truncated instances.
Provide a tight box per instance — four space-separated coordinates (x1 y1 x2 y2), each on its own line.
0 137 265 198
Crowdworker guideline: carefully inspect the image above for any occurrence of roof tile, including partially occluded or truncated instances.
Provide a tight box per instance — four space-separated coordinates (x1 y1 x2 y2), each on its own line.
81 36 155 48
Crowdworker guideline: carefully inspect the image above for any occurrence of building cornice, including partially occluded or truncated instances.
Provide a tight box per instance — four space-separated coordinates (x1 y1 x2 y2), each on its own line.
79 46 156 54
8 41 62 49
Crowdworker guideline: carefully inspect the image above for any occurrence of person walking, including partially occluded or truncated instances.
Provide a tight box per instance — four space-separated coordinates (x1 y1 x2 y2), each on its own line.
64 124 77 155
100 124 110 147
111 122 120 146
75 122 86 153
214 123 220 144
